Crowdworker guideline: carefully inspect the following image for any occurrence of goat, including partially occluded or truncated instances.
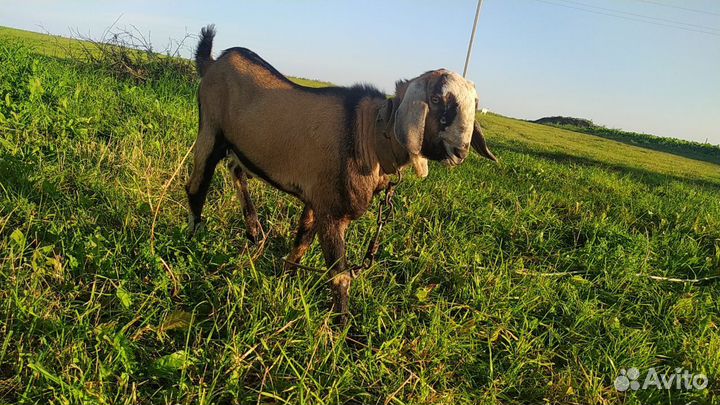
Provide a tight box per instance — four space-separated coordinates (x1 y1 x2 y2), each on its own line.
186 25 497 324
480 108 489 115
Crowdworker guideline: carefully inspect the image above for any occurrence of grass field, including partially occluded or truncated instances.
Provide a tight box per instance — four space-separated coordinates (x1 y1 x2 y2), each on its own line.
1 26 719 404
533 118 720 167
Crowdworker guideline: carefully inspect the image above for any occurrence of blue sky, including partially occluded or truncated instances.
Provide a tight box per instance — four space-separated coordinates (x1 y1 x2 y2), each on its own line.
2 0 719 143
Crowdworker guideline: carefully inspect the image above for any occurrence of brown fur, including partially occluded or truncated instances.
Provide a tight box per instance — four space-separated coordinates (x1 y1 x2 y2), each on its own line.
194 50 399 217
187 42 410 325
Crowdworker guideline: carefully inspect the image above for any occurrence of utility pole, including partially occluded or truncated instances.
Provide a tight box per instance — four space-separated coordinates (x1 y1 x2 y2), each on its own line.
463 0 484 78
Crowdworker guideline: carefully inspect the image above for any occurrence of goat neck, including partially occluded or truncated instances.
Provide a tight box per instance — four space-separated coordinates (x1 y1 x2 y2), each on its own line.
373 98 409 175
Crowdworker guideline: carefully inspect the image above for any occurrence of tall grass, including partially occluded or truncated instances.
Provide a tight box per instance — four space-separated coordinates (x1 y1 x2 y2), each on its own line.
1 29 719 404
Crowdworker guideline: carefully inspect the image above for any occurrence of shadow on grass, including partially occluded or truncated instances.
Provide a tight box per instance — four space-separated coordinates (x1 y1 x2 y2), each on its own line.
537 123 720 167
502 142 720 191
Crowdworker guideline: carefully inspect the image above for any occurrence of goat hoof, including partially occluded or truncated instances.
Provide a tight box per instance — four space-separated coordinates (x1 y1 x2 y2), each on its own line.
282 258 294 272
334 312 350 328
187 214 206 237
283 256 300 273
245 220 262 243
331 298 350 328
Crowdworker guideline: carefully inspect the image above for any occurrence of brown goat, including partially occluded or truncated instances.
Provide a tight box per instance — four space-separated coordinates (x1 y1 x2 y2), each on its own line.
186 26 497 324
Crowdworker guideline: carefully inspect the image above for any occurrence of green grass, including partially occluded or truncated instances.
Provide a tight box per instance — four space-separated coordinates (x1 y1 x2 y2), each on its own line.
0 26 92 59
533 117 720 167
1 27 719 404
485 115 720 186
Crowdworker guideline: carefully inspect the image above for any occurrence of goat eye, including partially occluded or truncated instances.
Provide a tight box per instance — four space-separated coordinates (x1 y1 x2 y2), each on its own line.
431 95 440 104
440 117 447 124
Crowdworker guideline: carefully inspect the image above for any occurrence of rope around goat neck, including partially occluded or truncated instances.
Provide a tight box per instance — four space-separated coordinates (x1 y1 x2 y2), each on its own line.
349 174 399 278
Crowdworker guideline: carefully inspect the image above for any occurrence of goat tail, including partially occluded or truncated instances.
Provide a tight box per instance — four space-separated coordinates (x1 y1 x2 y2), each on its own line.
195 24 216 77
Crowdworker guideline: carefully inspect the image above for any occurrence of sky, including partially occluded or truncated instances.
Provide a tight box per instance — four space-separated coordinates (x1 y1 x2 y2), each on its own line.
2 0 719 144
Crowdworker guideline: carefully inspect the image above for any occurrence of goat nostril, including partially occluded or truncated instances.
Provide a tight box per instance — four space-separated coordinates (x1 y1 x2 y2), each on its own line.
453 146 468 160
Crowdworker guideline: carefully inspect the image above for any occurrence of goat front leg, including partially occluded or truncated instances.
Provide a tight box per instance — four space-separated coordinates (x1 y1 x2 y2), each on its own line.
228 157 263 243
284 204 317 272
317 215 352 325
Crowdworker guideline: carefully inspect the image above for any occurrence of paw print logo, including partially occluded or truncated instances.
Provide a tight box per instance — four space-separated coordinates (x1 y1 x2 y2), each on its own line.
614 367 641 391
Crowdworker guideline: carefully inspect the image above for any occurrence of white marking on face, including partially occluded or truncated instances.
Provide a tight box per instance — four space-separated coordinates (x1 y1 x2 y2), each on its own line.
439 72 477 154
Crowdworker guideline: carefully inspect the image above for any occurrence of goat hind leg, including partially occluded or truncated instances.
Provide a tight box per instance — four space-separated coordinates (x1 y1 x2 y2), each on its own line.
185 127 226 235
228 155 263 243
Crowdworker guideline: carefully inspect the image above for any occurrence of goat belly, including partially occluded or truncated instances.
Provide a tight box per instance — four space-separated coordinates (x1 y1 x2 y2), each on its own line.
228 146 303 199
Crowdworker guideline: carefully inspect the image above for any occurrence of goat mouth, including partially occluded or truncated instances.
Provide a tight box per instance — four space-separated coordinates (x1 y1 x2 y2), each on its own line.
422 140 455 162
442 157 463 167
441 143 464 166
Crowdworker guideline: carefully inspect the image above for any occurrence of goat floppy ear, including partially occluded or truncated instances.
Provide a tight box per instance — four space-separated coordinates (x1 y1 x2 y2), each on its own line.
394 78 428 156
471 121 497 162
